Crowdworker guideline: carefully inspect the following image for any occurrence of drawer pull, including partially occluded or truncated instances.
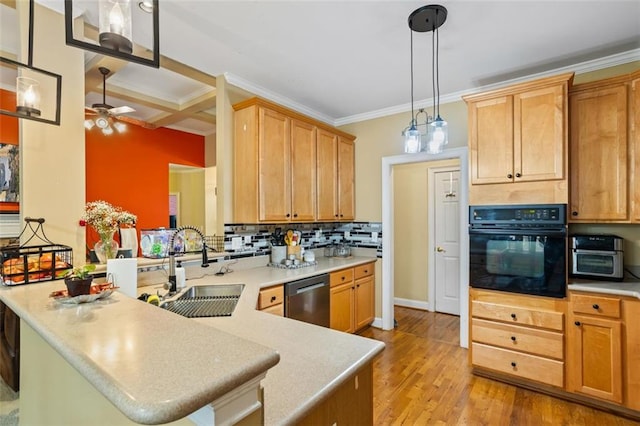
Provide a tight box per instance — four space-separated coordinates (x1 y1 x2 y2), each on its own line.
592 304 599 310
510 336 516 341
341 276 345 281
270 296 277 302
575 321 581 326
510 313 516 320
510 362 517 368
364 269 368 273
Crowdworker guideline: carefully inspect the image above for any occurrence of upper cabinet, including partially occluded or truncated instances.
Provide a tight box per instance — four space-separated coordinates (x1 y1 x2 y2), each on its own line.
233 98 355 223
463 73 573 205
569 70 640 223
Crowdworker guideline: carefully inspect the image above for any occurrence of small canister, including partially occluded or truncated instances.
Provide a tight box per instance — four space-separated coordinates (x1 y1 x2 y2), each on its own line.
271 245 287 264
324 245 335 257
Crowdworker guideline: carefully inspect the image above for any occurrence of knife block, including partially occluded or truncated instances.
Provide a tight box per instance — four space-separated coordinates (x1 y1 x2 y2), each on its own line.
287 245 301 260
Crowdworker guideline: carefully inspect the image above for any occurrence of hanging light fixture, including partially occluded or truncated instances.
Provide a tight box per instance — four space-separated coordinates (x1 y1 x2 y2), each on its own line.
0 0 62 125
65 0 160 68
402 4 448 154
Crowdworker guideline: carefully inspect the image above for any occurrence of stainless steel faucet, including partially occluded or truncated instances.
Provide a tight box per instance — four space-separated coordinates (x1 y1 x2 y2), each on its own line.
167 226 209 294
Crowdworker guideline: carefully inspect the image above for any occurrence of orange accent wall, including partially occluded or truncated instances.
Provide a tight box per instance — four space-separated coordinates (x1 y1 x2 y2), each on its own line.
85 122 205 249
0 89 19 212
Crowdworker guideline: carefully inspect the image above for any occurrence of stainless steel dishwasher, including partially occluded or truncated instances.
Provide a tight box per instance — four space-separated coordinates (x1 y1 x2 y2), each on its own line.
285 274 330 327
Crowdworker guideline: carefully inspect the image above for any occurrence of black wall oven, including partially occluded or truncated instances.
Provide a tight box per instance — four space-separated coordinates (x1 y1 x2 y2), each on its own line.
469 204 567 298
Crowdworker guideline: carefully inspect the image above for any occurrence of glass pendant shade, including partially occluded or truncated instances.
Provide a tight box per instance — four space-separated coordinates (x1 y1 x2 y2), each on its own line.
426 116 448 154
99 0 133 54
16 76 41 117
404 123 422 153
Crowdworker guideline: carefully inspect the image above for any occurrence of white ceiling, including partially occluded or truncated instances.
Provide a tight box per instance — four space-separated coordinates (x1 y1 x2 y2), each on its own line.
2 1 639 136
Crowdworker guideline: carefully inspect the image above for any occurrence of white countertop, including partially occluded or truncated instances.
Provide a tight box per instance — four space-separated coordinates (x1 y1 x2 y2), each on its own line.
568 279 640 299
0 255 384 425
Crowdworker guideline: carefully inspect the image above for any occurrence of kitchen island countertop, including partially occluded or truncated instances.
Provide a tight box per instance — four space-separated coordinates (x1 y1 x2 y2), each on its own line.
0 254 384 425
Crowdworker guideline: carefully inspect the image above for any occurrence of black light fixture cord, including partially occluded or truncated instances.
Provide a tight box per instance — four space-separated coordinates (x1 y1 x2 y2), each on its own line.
436 15 441 117
27 0 34 67
431 10 441 119
410 27 415 123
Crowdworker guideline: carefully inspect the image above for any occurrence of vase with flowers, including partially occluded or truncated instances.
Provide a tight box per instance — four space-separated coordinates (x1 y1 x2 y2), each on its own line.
82 200 136 264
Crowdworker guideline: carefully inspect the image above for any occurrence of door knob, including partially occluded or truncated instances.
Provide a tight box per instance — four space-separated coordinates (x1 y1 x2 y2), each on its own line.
436 246 446 252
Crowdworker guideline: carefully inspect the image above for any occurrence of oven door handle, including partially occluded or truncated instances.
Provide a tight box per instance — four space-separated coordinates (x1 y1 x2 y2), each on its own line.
469 228 566 237
573 249 619 256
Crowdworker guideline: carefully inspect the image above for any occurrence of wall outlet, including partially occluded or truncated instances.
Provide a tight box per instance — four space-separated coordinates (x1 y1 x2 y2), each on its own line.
231 237 243 250
371 232 378 242
244 235 252 245
344 231 350 239
315 230 322 239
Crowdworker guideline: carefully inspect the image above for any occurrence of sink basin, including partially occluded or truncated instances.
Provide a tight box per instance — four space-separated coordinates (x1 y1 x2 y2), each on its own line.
161 284 244 318
178 284 244 300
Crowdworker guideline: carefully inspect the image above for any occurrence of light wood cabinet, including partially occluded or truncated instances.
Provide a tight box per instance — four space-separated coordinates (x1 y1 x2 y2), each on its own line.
330 262 375 333
257 284 284 317
469 289 566 388
569 80 629 222
463 73 573 205
233 97 355 223
569 70 640 223
567 292 623 403
317 130 355 221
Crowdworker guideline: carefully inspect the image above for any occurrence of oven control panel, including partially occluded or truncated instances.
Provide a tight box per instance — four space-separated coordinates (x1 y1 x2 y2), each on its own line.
470 204 566 225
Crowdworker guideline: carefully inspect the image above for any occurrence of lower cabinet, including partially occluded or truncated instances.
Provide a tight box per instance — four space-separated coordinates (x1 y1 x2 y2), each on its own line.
298 362 373 425
567 292 624 404
330 262 375 333
470 289 566 388
257 284 284 316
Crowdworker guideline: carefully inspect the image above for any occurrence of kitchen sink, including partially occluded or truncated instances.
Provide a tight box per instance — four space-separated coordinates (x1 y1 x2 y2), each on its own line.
161 284 244 318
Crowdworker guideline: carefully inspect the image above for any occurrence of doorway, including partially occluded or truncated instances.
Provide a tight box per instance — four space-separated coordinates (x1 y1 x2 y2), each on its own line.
428 167 460 315
381 147 469 348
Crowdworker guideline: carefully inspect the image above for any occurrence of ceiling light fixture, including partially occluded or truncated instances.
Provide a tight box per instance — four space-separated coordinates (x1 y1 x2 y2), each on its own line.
0 0 62 125
402 4 448 154
65 0 160 68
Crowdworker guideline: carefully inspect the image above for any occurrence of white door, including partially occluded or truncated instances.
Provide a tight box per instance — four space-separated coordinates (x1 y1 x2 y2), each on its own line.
433 169 460 315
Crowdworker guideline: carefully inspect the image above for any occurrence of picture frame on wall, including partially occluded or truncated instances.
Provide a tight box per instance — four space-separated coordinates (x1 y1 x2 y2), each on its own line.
0 143 19 212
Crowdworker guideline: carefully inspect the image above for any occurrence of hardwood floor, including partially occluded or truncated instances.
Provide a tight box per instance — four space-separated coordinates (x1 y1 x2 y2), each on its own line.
359 307 638 425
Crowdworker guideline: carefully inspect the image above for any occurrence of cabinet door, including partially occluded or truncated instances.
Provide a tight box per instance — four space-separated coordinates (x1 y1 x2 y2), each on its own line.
514 84 565 182
337 137 355 221
567 313 623 403
468 96 514 184
258 107 291 221
569 84 628 222
633 77 640 223
316 129 338 221
290 120 316 221
330 283 354 333
354 275 374 331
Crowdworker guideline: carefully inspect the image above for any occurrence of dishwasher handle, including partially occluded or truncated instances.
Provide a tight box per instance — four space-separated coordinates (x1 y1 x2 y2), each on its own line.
295 282 325 295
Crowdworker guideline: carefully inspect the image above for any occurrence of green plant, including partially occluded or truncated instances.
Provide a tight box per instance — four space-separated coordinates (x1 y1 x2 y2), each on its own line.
64 264 96 280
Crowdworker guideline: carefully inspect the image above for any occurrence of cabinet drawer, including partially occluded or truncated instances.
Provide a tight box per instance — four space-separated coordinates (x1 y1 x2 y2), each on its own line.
472 342 564 387
258 285 284 309
330 268 354 287
354 263 374 280
472 300 564 331
571 293 621 319
261 303 284 317
472 318 564 360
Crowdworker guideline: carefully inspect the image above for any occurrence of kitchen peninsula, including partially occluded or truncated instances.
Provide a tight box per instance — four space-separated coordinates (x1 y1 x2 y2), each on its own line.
0 254 384 425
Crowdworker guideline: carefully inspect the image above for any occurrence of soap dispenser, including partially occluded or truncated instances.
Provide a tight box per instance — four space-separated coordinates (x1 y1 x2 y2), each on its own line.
176 261 186 289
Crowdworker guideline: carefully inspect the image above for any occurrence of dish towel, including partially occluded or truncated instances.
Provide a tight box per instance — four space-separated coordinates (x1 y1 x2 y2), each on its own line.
119 227 138 257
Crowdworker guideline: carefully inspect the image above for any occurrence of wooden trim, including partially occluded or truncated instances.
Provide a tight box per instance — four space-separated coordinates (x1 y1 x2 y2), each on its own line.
570 70 639 94
462 72 574 103
233 97 356 141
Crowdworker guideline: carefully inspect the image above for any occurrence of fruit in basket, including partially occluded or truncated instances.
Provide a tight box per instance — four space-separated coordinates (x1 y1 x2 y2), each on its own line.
3 257 25 274
39 253 63 271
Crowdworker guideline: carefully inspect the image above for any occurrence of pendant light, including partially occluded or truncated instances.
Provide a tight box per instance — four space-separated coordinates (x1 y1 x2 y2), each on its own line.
403 4 448 154
0 0 62 125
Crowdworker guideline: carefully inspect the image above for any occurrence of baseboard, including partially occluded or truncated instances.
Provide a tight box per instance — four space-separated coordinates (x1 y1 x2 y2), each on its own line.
394 297 431 311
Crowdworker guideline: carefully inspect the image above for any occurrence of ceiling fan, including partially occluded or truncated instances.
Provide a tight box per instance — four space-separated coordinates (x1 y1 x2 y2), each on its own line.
84 66 155 134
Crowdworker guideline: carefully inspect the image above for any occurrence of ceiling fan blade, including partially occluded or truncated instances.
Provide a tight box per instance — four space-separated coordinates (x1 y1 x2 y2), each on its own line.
109 105 135 115
116 115 157 130
85 106 99 115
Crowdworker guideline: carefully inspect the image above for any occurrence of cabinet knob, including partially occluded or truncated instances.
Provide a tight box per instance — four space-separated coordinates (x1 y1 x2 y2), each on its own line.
293 213 298 218
507 173 513 179
270 296 277 302
515 173 522 178
286 213 291 218
364 270 368 273
510 336 516 341
575 321 581 326
510 362 517 368
510 313 517 320
592 304 599 310
341 276 345 281
572 211 578 216
335 214 339 218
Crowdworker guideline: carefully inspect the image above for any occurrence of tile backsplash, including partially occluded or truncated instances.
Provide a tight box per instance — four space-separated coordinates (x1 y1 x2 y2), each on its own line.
221 222 382 258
